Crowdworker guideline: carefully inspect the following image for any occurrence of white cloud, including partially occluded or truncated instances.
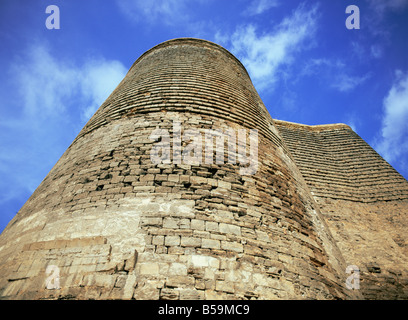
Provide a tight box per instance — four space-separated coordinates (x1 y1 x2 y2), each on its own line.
10 46 78 121
7 45 126 126
0 44 126 205
80 59 127 120
375 70 408 170
244 0 280 16
218 3 319 91
117 0 190 25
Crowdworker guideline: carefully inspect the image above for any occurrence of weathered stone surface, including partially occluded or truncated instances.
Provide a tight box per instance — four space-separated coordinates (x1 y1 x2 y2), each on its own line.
0 38 405 300
275 120 408 299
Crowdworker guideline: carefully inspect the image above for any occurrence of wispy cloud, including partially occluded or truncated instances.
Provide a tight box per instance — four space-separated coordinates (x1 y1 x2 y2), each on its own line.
10 46 78 122
370 45 383 59
344 113 362 133
217 3 319 91
302 58 371 92
363 0 408 36
116 0 190 25
331 73 371 92
243 0 280 16
374 70 408 173
0 43 126 205
366 0 408 16
350 41 383 61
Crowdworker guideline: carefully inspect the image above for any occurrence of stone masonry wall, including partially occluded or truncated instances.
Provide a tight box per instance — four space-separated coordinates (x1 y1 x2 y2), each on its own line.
316 198 408 299
274 120 408 202
275 120 408 299
0 39 358 300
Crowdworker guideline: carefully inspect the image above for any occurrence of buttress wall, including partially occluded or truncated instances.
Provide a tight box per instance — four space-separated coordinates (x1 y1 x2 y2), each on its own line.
275 119 408 299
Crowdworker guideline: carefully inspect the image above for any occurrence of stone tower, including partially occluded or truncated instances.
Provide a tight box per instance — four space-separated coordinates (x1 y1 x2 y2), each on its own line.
0 38 405 300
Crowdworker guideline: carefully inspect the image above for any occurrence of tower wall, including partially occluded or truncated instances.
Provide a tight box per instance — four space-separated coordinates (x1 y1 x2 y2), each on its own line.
0 39 357 299
275 120 408 299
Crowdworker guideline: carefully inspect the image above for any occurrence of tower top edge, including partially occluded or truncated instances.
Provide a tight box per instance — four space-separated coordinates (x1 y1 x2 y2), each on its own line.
128 37 251 78
274 119 353 132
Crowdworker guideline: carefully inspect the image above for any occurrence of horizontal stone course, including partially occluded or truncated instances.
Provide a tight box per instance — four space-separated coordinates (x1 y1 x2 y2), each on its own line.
275 120 408 202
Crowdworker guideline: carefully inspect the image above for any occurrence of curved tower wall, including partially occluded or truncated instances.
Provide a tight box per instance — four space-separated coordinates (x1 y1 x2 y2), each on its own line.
0 38 358 299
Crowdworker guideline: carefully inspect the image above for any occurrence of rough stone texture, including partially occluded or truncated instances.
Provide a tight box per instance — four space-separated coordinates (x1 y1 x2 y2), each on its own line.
274 120 408 299
0 38 404 300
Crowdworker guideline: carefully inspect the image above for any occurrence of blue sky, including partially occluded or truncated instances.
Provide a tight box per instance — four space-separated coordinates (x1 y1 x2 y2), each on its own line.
1 0 408 232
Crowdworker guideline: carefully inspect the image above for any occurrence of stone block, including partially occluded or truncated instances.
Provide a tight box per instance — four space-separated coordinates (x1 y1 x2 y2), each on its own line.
193 231 211 240
167 246 185 255
155 174 168 181
179 175 190 183
169 263 188 276
114 275 127 289
190 176 207 184
124 250 138 272
165 235 181 246
139 174 155 182
205 221 219 232
139 262 159 275
135 282 160 299
191 255 220 268
169 200 195 218
141 217 162 227
155 186 172 193
133 186 155 192
221 241 244 253
93 274 116 287
160 288 179 300
215 280 235 293
166 276 195 288
155 245 167 254
195 279 206 290
205 289 224 300
152 235 165 246
202 239 221 249
219 223 241 236
179 218 190 229
180 289 204 300
163 217 179 229
210 233 227 241
168 174 180 182
255 230 270 242
218 181 231 189
181 237 202 247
